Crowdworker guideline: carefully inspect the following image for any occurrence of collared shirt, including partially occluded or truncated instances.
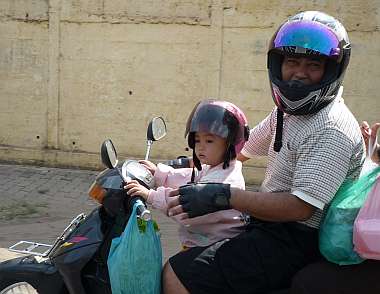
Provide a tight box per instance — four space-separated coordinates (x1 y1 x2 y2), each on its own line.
241 93 364 228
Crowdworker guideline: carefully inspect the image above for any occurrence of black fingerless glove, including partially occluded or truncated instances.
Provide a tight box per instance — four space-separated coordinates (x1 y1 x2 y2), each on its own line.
178 182 231 218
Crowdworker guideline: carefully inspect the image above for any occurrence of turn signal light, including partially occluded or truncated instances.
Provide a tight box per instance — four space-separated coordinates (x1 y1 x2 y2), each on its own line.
88 182 106 204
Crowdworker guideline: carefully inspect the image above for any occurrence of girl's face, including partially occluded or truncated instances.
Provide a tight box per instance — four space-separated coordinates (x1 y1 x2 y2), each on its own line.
194 132 227 167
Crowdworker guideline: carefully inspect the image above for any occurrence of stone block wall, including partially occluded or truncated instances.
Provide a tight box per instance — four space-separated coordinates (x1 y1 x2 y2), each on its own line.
0 0 379 184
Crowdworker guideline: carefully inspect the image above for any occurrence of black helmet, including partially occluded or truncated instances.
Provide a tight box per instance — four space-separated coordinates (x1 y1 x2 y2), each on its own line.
185 99 249 171
267 11 351 115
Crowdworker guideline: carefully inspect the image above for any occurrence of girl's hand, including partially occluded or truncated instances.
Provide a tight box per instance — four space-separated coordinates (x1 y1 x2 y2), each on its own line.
139 160 157 175
360 121 371 148
125 180 150 200
361 121 380 146
360 121 380 163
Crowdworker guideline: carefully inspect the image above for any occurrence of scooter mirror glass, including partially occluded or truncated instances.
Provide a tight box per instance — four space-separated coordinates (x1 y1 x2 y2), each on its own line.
147 116 167 141
101 139 118 169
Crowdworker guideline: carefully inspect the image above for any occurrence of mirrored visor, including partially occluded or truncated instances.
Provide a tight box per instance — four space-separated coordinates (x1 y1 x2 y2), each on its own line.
274 20 340 57
187 103 230 139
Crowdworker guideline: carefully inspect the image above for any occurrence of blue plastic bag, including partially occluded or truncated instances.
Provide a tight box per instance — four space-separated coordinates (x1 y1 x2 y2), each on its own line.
319 167 380 265
107 202 162 294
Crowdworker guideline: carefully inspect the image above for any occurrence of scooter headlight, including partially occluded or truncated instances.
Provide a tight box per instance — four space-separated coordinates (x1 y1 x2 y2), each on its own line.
88 181 107 204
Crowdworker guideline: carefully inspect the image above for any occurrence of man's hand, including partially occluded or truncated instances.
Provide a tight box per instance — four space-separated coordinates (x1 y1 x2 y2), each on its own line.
167 183 231 218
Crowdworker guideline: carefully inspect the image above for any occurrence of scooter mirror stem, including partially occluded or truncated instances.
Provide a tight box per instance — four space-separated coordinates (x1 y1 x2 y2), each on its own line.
144 140 153 161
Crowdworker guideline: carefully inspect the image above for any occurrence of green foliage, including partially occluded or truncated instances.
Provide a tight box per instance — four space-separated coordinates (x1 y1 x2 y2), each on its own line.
137 218 160 233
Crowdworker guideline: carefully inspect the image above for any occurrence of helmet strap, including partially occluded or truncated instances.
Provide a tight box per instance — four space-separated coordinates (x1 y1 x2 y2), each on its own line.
223 152 230 169
190 167 195 183
223 144 236 169
274 109 284 152
193 149 202 171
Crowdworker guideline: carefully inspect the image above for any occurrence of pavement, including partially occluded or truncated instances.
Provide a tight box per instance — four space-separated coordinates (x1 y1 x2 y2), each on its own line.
0 163 259 264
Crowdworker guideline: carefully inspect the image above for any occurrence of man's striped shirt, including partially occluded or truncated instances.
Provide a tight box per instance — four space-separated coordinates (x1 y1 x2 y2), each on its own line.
241 94 364 228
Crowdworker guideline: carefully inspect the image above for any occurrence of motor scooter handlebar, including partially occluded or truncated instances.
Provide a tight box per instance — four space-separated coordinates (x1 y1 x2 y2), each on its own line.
123 175 151 221
130 197 151 221
165 156 192 169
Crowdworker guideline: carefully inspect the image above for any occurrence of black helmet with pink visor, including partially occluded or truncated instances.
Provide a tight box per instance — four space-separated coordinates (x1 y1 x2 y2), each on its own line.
267 11 351 152
268 11 351 115
185 99 249 170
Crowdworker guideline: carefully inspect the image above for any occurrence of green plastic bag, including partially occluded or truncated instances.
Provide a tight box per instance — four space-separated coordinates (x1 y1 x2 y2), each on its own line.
319 167 380 265
107 201 162 294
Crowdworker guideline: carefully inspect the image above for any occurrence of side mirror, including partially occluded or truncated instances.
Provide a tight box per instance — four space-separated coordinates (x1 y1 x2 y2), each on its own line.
147 116 167 141
101 139 118 169
145 117 167 161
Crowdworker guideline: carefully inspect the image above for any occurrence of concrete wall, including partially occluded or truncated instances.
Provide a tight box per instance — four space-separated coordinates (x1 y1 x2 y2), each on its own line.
0 0 379 184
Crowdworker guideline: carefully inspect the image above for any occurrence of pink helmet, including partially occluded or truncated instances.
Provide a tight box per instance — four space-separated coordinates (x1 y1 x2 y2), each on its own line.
185 99 250 169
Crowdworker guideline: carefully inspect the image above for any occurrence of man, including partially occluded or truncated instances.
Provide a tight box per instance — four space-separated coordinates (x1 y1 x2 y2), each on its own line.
165 11 364 293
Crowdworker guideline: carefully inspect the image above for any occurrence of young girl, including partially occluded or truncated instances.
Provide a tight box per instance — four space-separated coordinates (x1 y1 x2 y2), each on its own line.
125 99 250 248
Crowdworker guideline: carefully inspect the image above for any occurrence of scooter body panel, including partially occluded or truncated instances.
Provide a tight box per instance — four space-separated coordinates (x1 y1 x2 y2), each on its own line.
50 208 104 259
50 208 106 294
0 256 66 294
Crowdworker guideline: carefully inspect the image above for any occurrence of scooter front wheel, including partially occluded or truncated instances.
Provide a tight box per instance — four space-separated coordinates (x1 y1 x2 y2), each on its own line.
0 281 38 294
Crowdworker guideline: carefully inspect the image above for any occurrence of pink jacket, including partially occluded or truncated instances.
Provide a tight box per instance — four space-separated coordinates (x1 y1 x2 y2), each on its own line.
147 160 246 248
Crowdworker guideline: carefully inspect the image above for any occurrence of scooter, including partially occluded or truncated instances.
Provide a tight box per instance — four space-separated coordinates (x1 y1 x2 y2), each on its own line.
0 117 167 294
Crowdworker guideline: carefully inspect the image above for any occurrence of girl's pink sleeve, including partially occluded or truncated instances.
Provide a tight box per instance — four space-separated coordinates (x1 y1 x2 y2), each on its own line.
154 163 192 188
146 186 174 213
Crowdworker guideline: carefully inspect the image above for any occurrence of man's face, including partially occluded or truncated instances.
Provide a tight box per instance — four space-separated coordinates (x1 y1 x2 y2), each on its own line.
281 55 326 85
